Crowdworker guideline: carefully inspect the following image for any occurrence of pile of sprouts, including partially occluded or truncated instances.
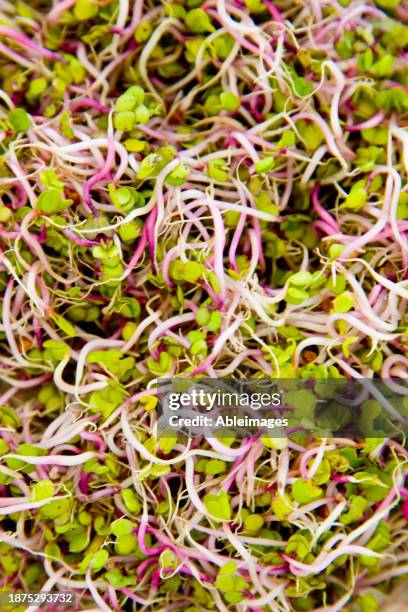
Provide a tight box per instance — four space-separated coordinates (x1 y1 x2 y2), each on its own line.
0 0 407 609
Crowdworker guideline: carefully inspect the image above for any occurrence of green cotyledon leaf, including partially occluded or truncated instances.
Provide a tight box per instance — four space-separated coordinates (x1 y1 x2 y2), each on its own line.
203 491 232 520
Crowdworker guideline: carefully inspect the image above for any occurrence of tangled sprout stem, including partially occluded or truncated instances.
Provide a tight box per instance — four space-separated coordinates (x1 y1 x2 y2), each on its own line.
0 0 407 610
